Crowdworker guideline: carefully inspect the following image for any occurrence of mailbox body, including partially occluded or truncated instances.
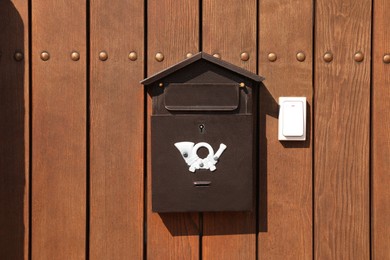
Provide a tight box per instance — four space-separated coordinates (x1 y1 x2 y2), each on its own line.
142 53 263 213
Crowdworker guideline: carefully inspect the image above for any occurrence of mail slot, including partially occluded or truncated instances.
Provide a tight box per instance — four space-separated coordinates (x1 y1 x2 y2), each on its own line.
141 52 264 212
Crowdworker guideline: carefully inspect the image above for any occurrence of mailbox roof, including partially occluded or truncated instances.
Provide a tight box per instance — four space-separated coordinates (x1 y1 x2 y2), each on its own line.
140 52 264 85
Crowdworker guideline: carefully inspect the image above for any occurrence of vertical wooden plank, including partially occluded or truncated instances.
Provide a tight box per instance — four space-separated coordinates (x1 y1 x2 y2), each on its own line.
89 0 144 259
258 0 313 259
32 1 86 259
314 0 371 259
203 0 257 72
202 0 257 259
147 0 199 259
0 0 29 259
372 0 390 258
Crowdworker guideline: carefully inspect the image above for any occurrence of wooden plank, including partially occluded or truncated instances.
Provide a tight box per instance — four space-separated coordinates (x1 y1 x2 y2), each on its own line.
31 1 86 259
314 0 371 259
372 0 390 258
202 0 257 259
89 0 144 259
203 0 257 72
0 0 29 259
258 0 313 259
147 0 200 259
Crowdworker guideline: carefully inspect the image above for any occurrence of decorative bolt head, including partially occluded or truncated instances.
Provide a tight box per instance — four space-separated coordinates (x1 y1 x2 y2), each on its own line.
183 153 188 158
323 52 333 62
71 51 80 61
296 52 306 62
14 52 24 62
128 51 137 61
240 52 250 61
199 163 204 167
99 51 108 61
383 54 390 64
239 82 245 88
155 52 164 62
268 52 277 62
213 53 221 59
354 51 364 62
186 52 193 58
40 51 50 61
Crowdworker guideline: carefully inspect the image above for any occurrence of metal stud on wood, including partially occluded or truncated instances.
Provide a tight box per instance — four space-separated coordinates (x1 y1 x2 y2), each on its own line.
99 51 108 61
383 54 390 64
354 51 364 62
40 51 50 61
240 52 249 61
323 52 333 62
296 52 306 62
128 51 137 61
71 51 80 61
268 52 277 62
155 52 164 62
14 52 24 61
213 53 221 59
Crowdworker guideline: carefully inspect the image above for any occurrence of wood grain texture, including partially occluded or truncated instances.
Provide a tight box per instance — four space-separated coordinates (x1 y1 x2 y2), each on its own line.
203 0 256 72
32 1 86 259
314 0 371 259
89 1 144 259
258 0 313 259
147 0 200 259
0 0 29 259
202 0 257 259
372 0 390 258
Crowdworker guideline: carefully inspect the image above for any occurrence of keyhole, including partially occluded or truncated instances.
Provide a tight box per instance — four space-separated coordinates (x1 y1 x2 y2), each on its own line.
199 124 205 134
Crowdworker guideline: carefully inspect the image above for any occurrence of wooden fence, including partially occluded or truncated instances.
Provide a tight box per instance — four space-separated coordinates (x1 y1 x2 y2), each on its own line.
0 0 389 259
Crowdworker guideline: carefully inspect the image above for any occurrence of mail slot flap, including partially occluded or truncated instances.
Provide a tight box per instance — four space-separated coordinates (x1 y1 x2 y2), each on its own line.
164 83 239 111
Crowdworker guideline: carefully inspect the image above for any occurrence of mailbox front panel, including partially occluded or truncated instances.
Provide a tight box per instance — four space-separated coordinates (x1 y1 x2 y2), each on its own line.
151 114 254 212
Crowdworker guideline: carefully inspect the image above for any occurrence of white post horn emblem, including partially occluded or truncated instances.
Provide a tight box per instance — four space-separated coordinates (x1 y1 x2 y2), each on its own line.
174 142 227 172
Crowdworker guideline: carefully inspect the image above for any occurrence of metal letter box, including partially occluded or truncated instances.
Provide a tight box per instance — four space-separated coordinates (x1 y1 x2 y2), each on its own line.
141 52 264 212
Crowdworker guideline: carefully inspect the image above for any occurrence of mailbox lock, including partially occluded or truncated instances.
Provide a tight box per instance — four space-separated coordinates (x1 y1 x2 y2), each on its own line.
199 124 205 133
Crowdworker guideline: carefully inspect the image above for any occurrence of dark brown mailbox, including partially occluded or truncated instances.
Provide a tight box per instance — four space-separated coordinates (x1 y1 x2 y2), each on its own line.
141 52 264 212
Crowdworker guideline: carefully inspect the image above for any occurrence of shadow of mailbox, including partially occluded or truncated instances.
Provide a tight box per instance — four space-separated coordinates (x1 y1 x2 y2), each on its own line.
0 1 26 258
142 52 264 213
